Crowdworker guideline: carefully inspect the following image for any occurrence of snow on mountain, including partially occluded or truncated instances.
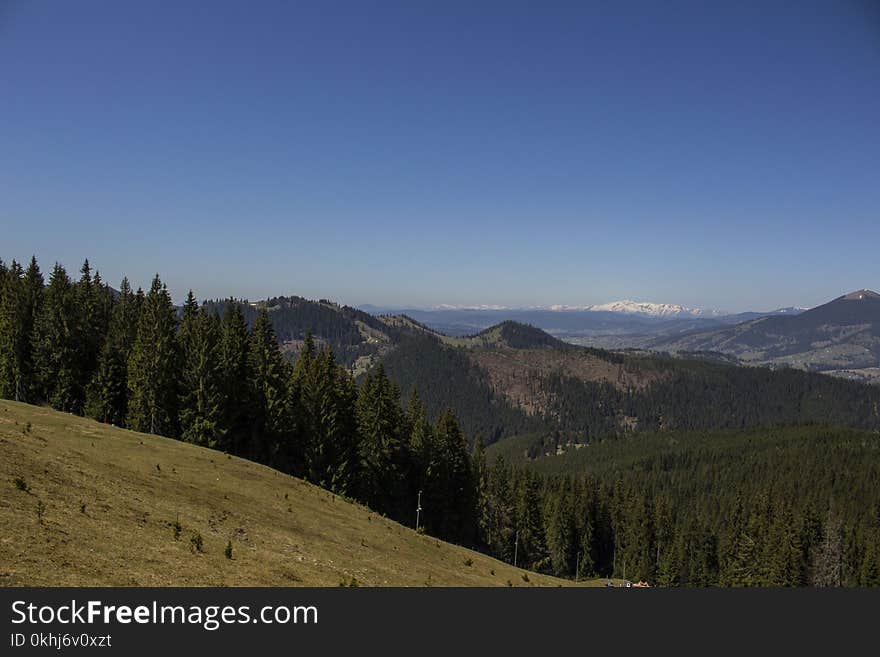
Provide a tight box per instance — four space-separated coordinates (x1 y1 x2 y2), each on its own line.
586 300 726 318
393 300 728 317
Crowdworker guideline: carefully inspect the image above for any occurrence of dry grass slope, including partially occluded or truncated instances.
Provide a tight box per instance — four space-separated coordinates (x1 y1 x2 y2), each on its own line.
0 401 600 587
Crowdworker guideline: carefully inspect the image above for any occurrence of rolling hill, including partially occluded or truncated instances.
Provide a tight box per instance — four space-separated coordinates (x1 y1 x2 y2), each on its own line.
376 318 880 448
0 400 589 587
651 289 880 372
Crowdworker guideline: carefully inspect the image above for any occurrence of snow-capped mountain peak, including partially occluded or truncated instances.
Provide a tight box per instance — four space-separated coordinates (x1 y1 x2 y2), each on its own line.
586 300 724 318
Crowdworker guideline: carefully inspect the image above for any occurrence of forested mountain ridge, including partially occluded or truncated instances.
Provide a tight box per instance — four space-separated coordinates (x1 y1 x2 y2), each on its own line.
376 319 880 448
202 296 411 370
651 289 880 372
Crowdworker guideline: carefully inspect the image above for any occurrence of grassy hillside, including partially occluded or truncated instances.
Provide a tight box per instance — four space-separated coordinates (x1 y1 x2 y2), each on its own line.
0 400 596 587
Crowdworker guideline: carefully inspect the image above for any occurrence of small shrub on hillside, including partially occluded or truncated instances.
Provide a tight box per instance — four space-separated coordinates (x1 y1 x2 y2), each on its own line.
24 422 32 433
13 477 29 492
190 533 203 553
463 558 473 567
36 500 46 524
521 573 530 582
416 526 425 535
172 518 182 541
80 503 86 514
224 541 233 560
506 579 513 587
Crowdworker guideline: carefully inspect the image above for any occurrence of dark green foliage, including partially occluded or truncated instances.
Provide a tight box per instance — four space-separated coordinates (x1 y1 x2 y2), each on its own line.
86 278 139 425
493 321 564 349
292 336 359 493
355 364 408 514
179 293 224 448
225 540 233 560
541 357 880 443
381 335 542 444
247 308 293 465
498 425 880 586
0 260 27 401
423 409 476 544
381 331 880 449
32 264 87 412
478 455 515 562
14 476 29 492
0 257 43 403
75 260 113 398
127 275 180 436
217 301 252 454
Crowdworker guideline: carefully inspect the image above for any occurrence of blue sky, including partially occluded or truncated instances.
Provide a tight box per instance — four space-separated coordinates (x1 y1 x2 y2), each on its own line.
1 1 878 311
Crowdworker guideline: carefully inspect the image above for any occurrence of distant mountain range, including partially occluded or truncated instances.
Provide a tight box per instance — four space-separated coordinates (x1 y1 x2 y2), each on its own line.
223 289 879 388
358 300 808 344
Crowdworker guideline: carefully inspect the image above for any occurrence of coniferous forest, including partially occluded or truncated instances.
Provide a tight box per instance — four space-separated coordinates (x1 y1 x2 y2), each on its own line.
1 256 879 586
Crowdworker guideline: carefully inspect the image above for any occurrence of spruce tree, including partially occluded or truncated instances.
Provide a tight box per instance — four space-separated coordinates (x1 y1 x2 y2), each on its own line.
247 308 291 465
217 301 252 454
544 478 575 577
294 336 359 493
355 364 407 515
75 260 105 394
481 455 515 561
515 470 548 572
127 275 180 436
403 388 435 527
32 263 83 412
430 408 476 543
405 389 433 492
20 257 44 401
179 294 224 448
86 277 140 425
0 260 26 401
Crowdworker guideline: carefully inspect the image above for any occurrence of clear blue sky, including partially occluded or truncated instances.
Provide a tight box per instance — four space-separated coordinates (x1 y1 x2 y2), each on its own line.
1 1 878 311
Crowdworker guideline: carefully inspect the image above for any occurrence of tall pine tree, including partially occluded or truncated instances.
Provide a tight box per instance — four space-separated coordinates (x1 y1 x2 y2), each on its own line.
32 263 83 412
247 308 292 465
217 300 252 454
179 292 224 448
127 275 180 436
86 277 139 425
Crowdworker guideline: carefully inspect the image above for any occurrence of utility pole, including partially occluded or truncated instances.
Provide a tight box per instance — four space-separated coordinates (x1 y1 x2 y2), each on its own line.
415 490 422 531
513 530 519 568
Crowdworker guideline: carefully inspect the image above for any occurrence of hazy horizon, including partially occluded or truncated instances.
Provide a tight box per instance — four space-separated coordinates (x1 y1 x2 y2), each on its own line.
2 1 878 312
